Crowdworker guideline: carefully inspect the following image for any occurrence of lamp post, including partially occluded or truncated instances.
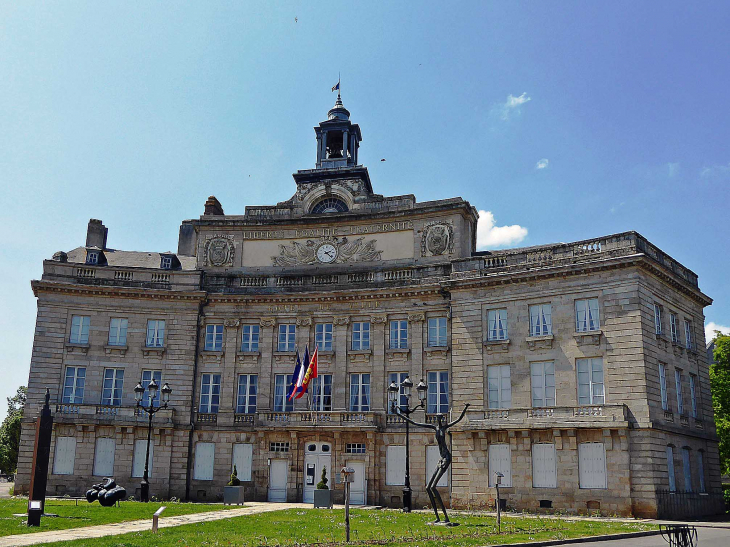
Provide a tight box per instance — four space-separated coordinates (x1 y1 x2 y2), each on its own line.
388 377 428 512
134 379 172 503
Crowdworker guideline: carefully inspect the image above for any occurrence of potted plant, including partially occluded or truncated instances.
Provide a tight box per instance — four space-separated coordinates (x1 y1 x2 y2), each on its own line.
223 465 245 505
313 466 333 508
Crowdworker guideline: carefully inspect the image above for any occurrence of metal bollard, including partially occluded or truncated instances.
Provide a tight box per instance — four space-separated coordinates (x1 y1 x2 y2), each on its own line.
152 506 167 533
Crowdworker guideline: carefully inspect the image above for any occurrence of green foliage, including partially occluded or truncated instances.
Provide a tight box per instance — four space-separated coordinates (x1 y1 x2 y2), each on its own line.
0 387 26 474
711 334 730 475
228 465 241 487
316 466 329 490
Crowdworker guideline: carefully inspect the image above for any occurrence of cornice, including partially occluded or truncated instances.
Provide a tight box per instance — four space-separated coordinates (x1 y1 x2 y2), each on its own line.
31 280 207 302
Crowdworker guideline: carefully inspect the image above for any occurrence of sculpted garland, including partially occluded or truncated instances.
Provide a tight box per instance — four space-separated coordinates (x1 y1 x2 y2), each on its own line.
272 236 382 266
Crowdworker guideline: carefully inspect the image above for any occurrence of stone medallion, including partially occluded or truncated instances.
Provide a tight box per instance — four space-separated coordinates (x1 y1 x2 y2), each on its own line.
204 235 234 267
422 222 454 256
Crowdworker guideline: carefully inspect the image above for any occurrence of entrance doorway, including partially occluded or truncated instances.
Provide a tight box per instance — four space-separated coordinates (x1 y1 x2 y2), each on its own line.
268 459 288 502
303 442 332 503
348 460 366 505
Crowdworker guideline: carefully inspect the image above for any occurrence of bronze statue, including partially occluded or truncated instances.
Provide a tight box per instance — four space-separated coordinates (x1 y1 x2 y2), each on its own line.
396 403 470 524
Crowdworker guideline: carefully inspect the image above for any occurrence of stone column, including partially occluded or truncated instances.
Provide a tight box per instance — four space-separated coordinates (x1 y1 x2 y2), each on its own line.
342 129 349 160
333 317 350 411
316 134 323 167
371 314 387 411
258 318 276 412
218 319 240 425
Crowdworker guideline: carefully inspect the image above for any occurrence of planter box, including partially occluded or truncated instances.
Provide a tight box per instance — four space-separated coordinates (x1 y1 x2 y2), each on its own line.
313 489 333 508
224 486 245 505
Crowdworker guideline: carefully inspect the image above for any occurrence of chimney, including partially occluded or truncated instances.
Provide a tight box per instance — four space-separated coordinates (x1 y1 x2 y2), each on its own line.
85 219 108 249
204 196 224 216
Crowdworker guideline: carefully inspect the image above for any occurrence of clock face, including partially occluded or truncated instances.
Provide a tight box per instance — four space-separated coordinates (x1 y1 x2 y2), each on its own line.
316 243 337 263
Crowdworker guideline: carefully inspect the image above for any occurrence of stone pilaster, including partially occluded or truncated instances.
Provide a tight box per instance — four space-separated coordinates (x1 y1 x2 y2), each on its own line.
371 314 387 411
333 317 349 411
258 318 275 412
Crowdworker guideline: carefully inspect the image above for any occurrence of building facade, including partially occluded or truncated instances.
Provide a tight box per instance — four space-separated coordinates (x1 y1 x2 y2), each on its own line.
16 96 724 517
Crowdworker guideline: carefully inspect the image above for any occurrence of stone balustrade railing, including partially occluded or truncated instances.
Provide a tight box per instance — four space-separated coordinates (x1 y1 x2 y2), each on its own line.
465 404 628 429
54 404 174 425
257 411 378 428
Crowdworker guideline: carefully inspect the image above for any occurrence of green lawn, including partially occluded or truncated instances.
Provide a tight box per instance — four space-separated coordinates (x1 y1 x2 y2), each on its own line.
40 508 658 547
0 498 238 537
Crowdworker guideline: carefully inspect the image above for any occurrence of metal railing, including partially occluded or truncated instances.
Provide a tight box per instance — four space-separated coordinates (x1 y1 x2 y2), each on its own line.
656 490 726 520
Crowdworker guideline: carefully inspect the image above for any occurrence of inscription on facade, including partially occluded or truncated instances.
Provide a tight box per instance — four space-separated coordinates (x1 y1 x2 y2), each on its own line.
240 221 412 240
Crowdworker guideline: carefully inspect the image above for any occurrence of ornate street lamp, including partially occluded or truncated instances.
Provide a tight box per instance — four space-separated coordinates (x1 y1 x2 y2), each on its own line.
134 379 172 502
388 377 428 512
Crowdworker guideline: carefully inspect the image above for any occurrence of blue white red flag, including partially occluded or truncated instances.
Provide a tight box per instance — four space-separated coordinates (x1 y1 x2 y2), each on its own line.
294 346 310 398
296 346 318 399
332 82 340 92
287 350 303 401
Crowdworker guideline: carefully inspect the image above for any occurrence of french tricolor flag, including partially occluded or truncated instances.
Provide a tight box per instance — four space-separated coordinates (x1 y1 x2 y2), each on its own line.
295 346 318 399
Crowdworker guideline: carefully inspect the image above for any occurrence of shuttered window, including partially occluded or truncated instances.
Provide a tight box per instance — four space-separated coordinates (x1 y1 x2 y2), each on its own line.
132 439 153 478
682 448 692 492
488 444 512 487
194 442 215 480
531 361 555 407
52 437 76 475
386 445 406 485
532 443 557 488
666 446 676 492
426 445 448 486
93 437 115 476
659 363 668 410
689 374 698 418
675 369 684 415
578 442 607 489
232 443 253 482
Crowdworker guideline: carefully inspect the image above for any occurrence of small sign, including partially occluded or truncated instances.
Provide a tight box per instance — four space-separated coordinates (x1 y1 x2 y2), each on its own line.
28 500 42 510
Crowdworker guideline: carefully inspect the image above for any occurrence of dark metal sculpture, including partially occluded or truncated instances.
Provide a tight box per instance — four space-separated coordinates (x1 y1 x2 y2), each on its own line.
396 403 470 525
86 478 127 506
27 389 53 526
660 524 697 547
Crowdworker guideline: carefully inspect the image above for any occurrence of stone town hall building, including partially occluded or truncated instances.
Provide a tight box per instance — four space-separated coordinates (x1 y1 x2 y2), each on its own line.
16 95 724 517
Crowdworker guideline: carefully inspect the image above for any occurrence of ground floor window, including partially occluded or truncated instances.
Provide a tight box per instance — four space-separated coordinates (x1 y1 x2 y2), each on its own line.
346 443 366 454
232 443 253 481
532 443 557 488
194 442 215 480
488 444 512 487
93 437 115 476
426 445 448 486
132 439 153 478
578 442 607 489
666 445 676 492
52 437 76 475
386 445 406 485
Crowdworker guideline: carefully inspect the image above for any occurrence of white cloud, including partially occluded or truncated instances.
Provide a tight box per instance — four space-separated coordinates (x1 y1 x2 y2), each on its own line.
492 92 531 121
706 322 730 343
700 163 730 179
535 158 549 170
476 210 528 250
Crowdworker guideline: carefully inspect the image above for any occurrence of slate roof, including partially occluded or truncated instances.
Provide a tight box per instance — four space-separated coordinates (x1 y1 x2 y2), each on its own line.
65 247 197 270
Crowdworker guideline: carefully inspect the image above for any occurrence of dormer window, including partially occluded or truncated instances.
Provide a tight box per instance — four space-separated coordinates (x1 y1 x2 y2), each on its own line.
311 198 348 214
86 251 99 265
161 256 172 270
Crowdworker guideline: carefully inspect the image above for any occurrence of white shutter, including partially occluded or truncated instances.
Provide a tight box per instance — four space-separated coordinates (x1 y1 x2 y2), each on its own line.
194 442 215 481
132 439 153 478
232 443 253 482
578 442 607 489
426 445 448 487
53 437 76 475
488 444 512 487
93 437 116 476
532 443 557 488
386 446 406 485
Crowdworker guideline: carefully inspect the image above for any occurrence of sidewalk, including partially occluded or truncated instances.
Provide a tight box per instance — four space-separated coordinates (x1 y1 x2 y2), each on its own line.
0 501 311 547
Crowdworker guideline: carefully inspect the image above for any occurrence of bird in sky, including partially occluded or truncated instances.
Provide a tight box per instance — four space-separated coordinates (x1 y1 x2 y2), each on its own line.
381 158 386 162
295 16 298 23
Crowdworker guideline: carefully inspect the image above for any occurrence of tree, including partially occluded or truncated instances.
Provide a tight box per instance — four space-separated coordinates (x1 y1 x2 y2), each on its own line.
0 386 27 475
710 334 730 476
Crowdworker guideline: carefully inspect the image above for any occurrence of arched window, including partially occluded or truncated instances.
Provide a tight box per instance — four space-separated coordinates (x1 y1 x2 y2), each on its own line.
311 198 348 214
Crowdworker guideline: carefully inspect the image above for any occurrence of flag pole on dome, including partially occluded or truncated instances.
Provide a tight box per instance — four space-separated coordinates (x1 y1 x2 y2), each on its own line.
332 73 340 95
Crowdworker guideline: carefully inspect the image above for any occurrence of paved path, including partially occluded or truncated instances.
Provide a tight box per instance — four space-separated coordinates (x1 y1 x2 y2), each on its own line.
0 501 311 547
587 525 730 547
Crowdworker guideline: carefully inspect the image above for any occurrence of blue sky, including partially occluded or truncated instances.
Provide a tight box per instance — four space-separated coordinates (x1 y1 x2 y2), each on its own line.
1 1 729 421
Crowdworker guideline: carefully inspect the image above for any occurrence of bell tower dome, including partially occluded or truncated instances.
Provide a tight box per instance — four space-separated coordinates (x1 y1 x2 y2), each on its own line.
315 92 362 169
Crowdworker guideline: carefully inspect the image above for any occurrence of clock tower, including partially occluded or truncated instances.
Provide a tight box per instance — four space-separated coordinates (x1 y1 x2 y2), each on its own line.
314 92 362 170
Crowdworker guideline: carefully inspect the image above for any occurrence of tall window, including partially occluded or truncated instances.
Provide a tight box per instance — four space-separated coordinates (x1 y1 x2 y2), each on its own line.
428 317 447 347
108 318 128 346
682 447 692 492
352 322 370 350
236 374 257 414
578 442 607 489
575 299 600 332
666 446 676 492
577 358 604 405
349 373 370 411
70 315 90 344
529 304 552 336
531 361 555 407
689 374 698 418
487 309 508 341
487 365 511 409
654 304 663 335
146 320 165 347
278 324 296 352
390 320 408 349
141 370 162 407
684 320 693 350
241 325 260 351
274 374 294 412
427 371 449 414
101 368 124 406
670 313 679 343
62 367 85 404
199 373 221 413
675 369 684 415
205 324 224 351
315 323 333 351
698 451 706 493
311 374 332 411
388 372 409 413
659 363 668 411
488 444 512 487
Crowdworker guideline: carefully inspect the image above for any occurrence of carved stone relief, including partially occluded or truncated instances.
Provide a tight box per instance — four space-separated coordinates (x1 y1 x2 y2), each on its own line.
421 222 454 257
204 235 235 267
272 236 382 266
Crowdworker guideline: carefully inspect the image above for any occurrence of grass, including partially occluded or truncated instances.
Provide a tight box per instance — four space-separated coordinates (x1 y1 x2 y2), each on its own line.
38 507 658 547
0 498 239 537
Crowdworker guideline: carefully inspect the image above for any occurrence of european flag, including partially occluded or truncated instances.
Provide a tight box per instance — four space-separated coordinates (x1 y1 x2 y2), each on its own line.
332 82 340 92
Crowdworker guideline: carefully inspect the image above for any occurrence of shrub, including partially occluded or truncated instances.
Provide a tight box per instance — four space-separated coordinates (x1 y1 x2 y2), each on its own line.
316 466 329 490
228 465 241 487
